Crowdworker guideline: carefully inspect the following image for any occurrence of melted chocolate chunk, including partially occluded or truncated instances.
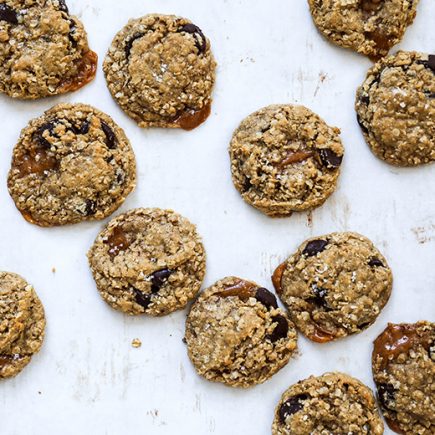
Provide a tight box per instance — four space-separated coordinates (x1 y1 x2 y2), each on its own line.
279 394 309 423
242 178 252 192
319 149 343 169
357 114 369 134
34 121 58 149
360 94 370 105
368 257 384 267
417 55 435 73
0 4 18 24
302 239 328 257
68 119 90 135
377 383 396 411
101 121 117 149
84 199 96 216
268 315 289 342
424 91 435 99
150 269 172 293
57 0 69 13
125 33 144 58
309 285 329 309
68 19 78 47
255 287 278 309
132 288 152 309
179 24 207 54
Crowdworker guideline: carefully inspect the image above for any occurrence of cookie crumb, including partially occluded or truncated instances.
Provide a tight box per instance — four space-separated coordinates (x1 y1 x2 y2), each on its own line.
51 267 56 274
132 338 142 348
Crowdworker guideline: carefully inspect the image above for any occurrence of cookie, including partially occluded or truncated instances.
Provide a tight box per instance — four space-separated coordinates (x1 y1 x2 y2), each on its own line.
307 0 419 60
229 104 344 217
7 103 136 227
372 322 435 434
356 51 435 166
273 232 392 342
0 272 46 379
0 0 97 99
87 208 206 316
103 14 216 130
272 372 384 434
185 277 298 388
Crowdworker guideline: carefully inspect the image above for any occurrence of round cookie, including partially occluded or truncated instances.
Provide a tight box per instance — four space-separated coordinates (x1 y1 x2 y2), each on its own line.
372 322 434 434
272 372 384 434
229 104 344 217
356 51 435 166
185 277 298 388
103 14 216 130
0 273 46 379
273 232 392 342
307 0 419 60
8 103 136 227
0 0 97 99
88 208 206 316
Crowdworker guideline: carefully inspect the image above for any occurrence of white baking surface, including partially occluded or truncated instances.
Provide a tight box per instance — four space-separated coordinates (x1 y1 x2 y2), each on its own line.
1 0 434 433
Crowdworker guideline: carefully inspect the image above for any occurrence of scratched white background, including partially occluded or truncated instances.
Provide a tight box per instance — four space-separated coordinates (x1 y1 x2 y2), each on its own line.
0 0 434 434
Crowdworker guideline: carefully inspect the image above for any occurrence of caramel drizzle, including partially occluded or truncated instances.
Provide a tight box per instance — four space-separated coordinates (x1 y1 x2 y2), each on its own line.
172 102 211 131
272 263 286 294
215 279 257 300
274 150 314 169
373 323 429 370
15 150 59 178
105 226 131 257
58 50 98 94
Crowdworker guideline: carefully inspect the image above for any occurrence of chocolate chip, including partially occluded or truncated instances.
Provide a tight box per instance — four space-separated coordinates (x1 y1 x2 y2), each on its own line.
377 383 396 411
357 114 369 134
418 55 435 73
242 178 252 192
255 287 278 309
424 91 435 99
309 285 329 308
68 19 77 47
302 239 328 257
0 4 18 24
279 394 309 424
182 337 187 344
125 33 144 58
79 120 90 135
57 0 69 13
100 121 117 149
268 315 289 342
319 149 343 169
151 269 172 293
132 288 152 309
34 122 57 149
360 94 370 105
179 24 207 54
84 199 96 216
368 257 384 267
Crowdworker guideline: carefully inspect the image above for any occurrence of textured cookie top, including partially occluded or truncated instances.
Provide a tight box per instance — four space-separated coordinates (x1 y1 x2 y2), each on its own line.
8 103 136 227
185 277 298 388
272 372 384 434
0 0 97 99
230 104 344 217
0 272 33 349
307 0 418 60
88 208 206 316
356 51 435 166
273 232 392 342
372 321 434 434
103 14 216 129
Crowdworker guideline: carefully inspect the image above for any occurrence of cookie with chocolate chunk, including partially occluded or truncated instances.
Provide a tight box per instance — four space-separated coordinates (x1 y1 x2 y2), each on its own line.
273 232 392 342
185 277 297 388
372 322 435 434
8 103 136 227
356 51 435 166
103 14 216 129
0 0 97 99
87 208 206 316
307 0 419 60
229 104 344 217
0 272 46 379
272 372 384 434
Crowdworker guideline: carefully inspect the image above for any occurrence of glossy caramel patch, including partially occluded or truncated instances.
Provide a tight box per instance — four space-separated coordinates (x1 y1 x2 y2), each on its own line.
173 102 211 130
308 327 336 343
14 149 59 177
59 50 98 94
272 263 287 294
215 279 257 300
105 226 131 257
274 150 314 169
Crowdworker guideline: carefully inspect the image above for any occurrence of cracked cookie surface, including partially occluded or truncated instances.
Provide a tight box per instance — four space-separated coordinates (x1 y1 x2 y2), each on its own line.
103 14 216 129
273 232 392 342
372 321 435 434
356 51 435 166
88 208 206 316
0 272 45 379
8 103 136 227
307 0 419 60
0 0 97 99
272 372 384 434
185 277 298 388
229 104 344 217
